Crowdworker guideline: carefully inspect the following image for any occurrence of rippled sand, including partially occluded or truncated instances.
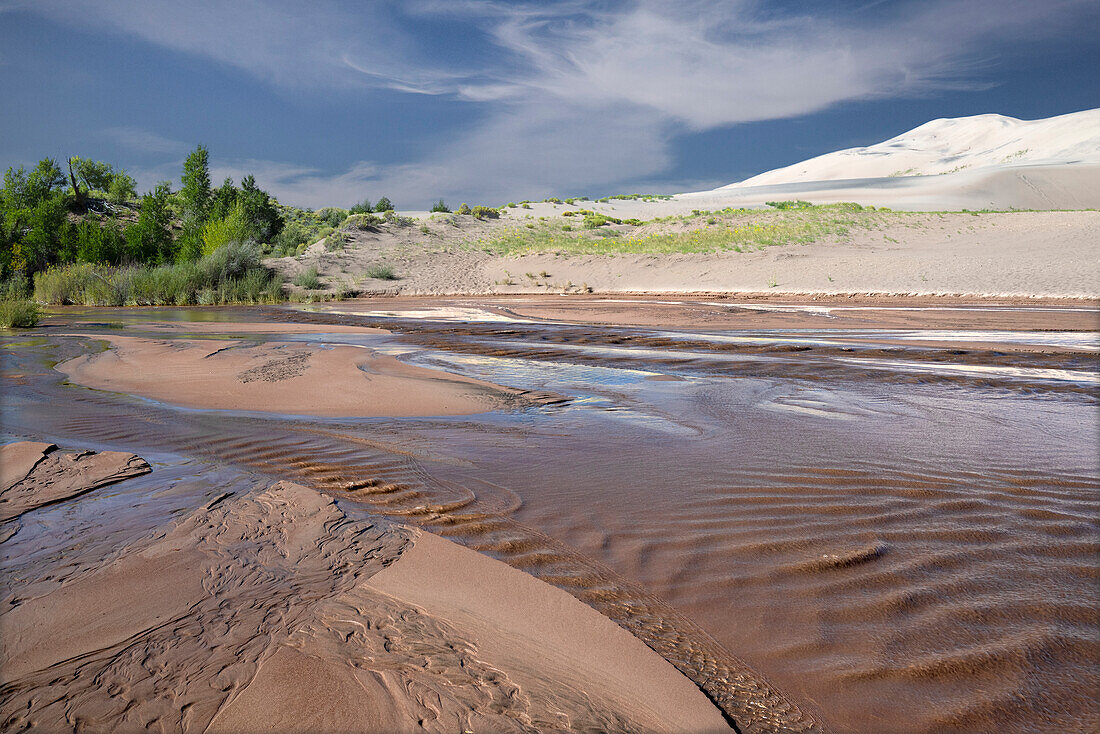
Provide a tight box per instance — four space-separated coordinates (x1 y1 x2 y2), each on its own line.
2 296 1097 732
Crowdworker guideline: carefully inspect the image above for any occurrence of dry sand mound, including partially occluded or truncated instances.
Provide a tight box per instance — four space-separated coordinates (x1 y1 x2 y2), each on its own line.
0 472 729 733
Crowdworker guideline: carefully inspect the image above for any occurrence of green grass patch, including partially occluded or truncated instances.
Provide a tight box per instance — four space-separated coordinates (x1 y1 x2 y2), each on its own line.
363 263 397 280
477 203 898 256
34 242 283 306
0 299 40 328
293 266 321 289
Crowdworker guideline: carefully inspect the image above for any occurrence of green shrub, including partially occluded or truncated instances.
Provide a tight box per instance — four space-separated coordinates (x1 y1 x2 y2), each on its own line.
106 172 137 204
765 200 814 210
583 213 621 228
349 199 373 215
0 274 31 300
543 197 562 204
471 205 499 220
33 242 281 306
271 220 309 255
374 196 393 212
382 211 413 226
200 204 251 256
457 203 471 215
430 199 450 213
293 266 321 289
325 231 347 251
346 213 382 229
0 299 39 328
316 207 349 227
363 263 396 280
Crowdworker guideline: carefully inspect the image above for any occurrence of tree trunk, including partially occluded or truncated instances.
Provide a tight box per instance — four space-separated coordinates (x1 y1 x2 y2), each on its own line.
68 157 87 211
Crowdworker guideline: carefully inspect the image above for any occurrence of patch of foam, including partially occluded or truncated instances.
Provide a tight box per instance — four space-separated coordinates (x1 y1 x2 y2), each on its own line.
313 306 531 323
837 357 1099 384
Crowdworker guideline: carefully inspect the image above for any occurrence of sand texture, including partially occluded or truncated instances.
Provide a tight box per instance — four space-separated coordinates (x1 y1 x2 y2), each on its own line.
0 477 730 733
0 441 151 523
57 334 542 417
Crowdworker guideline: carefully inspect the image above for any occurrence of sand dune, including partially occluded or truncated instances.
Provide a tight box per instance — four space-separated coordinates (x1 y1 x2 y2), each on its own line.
675 162 1100 212
735 109 1100 185
672 109 1100 211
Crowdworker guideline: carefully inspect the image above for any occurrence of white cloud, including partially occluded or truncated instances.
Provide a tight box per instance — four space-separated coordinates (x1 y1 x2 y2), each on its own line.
23 0 1096 206
100 127 189 156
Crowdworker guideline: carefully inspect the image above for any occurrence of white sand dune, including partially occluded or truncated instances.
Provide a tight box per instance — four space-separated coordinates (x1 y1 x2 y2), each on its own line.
668 109 1100 212
735 109 1100 185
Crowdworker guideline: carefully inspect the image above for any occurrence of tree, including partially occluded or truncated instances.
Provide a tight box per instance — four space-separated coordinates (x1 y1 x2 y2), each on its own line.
349 198 373 214
73 157 115 192
374 196 393 212
179 144 212 223
237 174 282 243
2 159 66 211
107 171 137 204
125 182 174 263
430 199 450 213
209 177 238 221
0 160 68 276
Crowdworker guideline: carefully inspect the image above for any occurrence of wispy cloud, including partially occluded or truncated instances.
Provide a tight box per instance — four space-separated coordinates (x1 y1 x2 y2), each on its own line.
21 0 1097 206
100 127 189 156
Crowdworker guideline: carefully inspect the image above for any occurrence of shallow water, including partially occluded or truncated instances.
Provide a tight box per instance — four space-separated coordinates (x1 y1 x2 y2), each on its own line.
3 298 1098 733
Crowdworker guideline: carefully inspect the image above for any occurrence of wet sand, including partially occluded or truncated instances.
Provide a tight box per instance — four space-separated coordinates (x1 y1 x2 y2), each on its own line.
3 296 1097 732
0 452 728 733
0 441 150 523
57 333 541 417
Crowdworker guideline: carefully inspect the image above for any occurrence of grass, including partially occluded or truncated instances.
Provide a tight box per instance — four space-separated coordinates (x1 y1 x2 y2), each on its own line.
0 299 40 328
476 203 897 256
363 263 397 280
34 241 284 306
293 266 322 289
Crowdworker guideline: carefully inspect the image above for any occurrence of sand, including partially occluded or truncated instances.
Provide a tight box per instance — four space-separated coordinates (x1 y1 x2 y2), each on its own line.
733 110 1100 185
269 210 1099 299
0 469 730 733
56 333 542 417
483 211 1100 297
0 441 151 523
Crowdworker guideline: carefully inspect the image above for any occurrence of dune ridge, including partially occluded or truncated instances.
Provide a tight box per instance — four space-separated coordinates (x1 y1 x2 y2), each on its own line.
732 109 1100 185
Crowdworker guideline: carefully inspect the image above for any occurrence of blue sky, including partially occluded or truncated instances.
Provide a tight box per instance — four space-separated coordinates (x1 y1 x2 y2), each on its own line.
1 0 1097 208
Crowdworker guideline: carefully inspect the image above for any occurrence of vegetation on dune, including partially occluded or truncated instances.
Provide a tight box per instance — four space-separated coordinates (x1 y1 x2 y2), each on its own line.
478 203 896 256
292 265 322 290
363 263 397 280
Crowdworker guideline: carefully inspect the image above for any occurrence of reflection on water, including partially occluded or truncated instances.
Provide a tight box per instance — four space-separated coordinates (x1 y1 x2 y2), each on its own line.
4 300 1099 733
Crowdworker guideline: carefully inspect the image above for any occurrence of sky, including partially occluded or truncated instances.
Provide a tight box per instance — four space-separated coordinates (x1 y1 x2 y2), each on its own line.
1 0 1098 209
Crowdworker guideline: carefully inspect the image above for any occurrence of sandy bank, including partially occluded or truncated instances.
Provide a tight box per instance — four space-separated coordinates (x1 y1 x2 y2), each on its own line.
0 473 729 732
56 334 532 417
271 210 1100 299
